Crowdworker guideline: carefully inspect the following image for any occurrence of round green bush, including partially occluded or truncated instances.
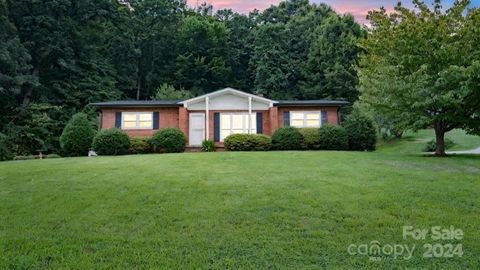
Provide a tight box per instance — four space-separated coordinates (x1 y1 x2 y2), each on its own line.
0 133 13 161
60 113 96 156
202 140 216 152
342 111 377 151
318 125 348 150
92 128 130 155
224 134 272 151
128 137 153 154
299 128 321 150
272 127 303 150
150 128 186 153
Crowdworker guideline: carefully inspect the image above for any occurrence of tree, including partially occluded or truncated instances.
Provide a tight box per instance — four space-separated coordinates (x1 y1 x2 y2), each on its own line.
151 83 193 100
173 15 231 95
301 14 365 102
60 113 96 156
358 0 480 156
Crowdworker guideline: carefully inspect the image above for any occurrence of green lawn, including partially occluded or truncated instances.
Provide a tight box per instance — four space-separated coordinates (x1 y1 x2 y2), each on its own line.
1 130 479 269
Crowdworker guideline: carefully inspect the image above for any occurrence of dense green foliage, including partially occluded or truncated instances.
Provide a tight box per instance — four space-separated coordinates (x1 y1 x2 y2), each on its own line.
342 111 377 151
224 134 272 151
1 130 479 268
298 128 321 150
150 128 186 153
92 129 130 156
358 0 480 155
318 125 349 150
0 0 363 157
0 133 13 161
272 127 304 150
151 84 193 100
128 137 153 154
60 113 96 157
201 140 216 152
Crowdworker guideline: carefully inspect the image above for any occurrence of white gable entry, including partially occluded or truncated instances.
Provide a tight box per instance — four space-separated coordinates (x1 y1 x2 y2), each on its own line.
180 87 277 110
180 88 277 146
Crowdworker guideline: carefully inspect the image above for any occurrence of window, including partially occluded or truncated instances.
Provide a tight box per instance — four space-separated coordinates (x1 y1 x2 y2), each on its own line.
220 113 256 141
290 111 322 128
122 112 153 130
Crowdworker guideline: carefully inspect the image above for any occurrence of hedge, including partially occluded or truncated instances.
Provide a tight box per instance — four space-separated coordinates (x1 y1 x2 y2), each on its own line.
128 137 153 154
318 125 348 150
224 134 272 151
150 128 186 153
299 128 321 150
272 127 303 150
92 128 130 155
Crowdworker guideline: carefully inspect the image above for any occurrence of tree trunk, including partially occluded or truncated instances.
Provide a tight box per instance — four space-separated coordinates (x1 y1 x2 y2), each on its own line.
434 123 446 157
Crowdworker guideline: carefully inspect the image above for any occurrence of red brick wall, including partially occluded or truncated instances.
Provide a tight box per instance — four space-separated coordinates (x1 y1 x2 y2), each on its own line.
100 105 341 144
101 108 180 137
276 106 340 130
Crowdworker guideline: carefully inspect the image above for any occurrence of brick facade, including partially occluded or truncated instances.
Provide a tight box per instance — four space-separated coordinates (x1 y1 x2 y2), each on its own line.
100 106 341 144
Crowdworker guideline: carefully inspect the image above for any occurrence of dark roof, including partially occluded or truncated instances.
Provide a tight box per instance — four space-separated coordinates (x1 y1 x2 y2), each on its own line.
90 100 181 108
276 100 349 106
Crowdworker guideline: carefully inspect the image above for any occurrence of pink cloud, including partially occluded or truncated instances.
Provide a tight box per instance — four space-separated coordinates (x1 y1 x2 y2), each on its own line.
187 0 398 24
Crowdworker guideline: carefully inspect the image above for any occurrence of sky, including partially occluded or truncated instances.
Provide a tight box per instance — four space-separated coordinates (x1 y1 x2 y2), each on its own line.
187 0 480 24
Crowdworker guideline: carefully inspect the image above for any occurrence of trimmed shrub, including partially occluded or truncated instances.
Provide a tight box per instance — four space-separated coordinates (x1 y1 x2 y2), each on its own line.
0 133 13 161
128 137 153 154
150 128 186 153
202 140 216 152
423 138 455 152
318 125 349 150
224 134 272 151
60 113 96 156
342 111 377 151
47 154 62 159
272 127 303 150
92 128 130 155
299 128 321 150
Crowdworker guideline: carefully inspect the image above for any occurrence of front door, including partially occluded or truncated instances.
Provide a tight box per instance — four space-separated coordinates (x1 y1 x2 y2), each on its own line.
189 113 205 146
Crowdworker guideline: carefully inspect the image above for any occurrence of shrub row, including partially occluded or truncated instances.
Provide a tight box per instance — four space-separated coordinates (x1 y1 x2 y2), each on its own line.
224 134 272 151
271 126 348 151
224 111 376 152
91 128 187 156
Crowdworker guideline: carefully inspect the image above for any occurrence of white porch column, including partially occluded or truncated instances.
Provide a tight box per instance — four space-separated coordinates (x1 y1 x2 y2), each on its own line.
206 96 210 140
248 96 252 134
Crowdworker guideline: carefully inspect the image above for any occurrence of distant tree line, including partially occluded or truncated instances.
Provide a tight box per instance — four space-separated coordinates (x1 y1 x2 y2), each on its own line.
0 0 364 155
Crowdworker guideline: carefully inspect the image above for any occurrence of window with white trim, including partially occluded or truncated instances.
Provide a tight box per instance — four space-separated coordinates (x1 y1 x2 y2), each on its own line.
220 113 256 141
290 111 322 128
122 112 153 130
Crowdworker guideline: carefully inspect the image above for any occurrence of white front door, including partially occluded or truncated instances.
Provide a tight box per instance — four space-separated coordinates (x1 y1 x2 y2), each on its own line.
189 113 205 146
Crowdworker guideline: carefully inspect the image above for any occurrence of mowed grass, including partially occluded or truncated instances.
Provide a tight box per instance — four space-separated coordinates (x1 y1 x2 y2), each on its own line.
0 130 479 269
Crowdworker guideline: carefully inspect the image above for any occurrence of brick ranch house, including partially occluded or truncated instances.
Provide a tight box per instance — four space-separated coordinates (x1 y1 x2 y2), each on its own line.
91 88 348 146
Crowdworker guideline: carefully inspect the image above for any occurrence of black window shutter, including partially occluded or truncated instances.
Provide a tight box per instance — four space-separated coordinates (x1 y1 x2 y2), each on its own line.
214 113 220 142
283 111 290 127
153 112 160 130
256 112 263 134
321 111 328 126
115 112 122 128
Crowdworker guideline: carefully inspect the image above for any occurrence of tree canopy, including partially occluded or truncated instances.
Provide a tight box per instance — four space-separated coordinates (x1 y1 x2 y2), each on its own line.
358 0 480 156
0 0 365 155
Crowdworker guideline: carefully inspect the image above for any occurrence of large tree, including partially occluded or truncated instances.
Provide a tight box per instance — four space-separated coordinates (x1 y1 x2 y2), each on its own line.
358 0 480 156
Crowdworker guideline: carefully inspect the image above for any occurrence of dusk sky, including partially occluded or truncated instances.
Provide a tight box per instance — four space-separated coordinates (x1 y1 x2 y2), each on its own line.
188 0 480 24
